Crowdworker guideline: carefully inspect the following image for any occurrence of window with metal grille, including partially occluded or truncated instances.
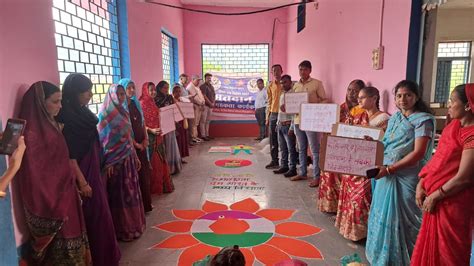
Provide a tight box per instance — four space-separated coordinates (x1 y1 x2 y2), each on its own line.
201 44 269 81
434 41 472 103
161 31 178 86
52 0 121 114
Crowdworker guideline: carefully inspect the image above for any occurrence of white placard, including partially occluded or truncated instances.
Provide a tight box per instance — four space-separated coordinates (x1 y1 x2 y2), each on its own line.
285 92 308 114
300 103 340 133
320 135 384 176
208 146 232 153
176 102 195 119
159 108 176 134
333 123 383 141
160 104 184 122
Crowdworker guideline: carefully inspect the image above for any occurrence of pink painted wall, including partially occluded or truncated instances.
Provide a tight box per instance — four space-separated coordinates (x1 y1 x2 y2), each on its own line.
0 0 60 246
126 0 185 96
0 0 416 247
286 0 412 113
183 5 288 78
0 0 60 125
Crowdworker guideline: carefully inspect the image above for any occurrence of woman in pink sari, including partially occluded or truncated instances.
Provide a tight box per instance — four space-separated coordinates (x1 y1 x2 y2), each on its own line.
17 81 91 264
411 83 474 265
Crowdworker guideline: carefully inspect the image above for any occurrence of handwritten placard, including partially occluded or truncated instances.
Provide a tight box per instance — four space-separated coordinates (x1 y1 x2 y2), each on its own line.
209 146 232 153
300 103 340 133
176 102 195 119
161 104 184 122
332 123 384 141
159 108 176 134
285 92 308 114
207 173 265 192
320 135 384 176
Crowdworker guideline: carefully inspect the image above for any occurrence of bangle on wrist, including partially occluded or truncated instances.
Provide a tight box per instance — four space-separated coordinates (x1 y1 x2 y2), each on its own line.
385 165 391 175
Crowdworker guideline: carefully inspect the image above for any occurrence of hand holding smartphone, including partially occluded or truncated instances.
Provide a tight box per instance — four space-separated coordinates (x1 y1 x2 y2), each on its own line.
366 168 380 179
0 119 27 155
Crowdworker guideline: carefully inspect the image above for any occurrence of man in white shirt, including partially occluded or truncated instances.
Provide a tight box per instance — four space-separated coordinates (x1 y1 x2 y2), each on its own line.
254 78 267 141
186 75 205 143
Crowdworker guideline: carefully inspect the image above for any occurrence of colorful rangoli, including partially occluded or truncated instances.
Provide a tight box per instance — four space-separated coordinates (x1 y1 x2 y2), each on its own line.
152 198 324 266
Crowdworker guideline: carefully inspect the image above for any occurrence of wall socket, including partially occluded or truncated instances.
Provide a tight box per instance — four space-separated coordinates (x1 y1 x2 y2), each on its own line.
372 46 384 70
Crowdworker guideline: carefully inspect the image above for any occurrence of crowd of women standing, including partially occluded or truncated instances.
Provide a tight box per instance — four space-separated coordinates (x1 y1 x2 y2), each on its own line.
9 70 474 265
315 80 473 265
15 74 187 265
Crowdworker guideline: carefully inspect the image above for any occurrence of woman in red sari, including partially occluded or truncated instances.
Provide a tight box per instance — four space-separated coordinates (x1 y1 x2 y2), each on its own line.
411 83 474 266
318 80 368 213
17 81 91 264
139 82 174 194
334 86 389 241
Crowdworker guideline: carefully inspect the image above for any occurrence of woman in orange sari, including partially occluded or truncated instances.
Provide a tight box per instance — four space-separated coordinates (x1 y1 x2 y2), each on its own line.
318 80 368 213
411 83 474 265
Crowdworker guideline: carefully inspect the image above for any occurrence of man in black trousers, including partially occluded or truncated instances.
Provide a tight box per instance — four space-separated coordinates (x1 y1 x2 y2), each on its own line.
265 64 283 169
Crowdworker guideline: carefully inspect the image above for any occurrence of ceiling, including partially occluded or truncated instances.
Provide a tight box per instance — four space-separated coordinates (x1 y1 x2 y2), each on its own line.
180 0 474 9
180 0 295 8
440 0 474 9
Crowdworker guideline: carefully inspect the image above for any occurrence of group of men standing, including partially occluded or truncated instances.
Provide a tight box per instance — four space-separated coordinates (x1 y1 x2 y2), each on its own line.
254 61 328 188
178 73 216 144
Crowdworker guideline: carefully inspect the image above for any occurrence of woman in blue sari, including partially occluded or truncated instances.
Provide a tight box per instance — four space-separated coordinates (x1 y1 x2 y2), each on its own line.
366 80 435 265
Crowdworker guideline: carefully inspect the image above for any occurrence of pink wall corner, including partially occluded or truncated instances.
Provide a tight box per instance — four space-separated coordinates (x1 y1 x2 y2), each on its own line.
0 0 60 124
0 0 60 246
183 5 288 79
126 0 185 97
286 0 412 114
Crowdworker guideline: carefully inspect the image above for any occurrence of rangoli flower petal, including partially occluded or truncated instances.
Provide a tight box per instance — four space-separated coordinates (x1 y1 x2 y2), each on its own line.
240 248 255 266
151 234 199 249
275 222 322 237
267 236 323 259
202 200 228 212
154 221 193 233
252 244 291 265
255 209 294 221
178 244 220 266
230 198 260 213
173 209 206 220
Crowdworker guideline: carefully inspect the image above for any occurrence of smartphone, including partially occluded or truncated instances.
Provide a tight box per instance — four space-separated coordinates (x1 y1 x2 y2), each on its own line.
0 119 27 155
366 168 380 179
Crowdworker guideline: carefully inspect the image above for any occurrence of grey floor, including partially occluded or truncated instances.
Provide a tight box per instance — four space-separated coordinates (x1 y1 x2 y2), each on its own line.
119 137 367 266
